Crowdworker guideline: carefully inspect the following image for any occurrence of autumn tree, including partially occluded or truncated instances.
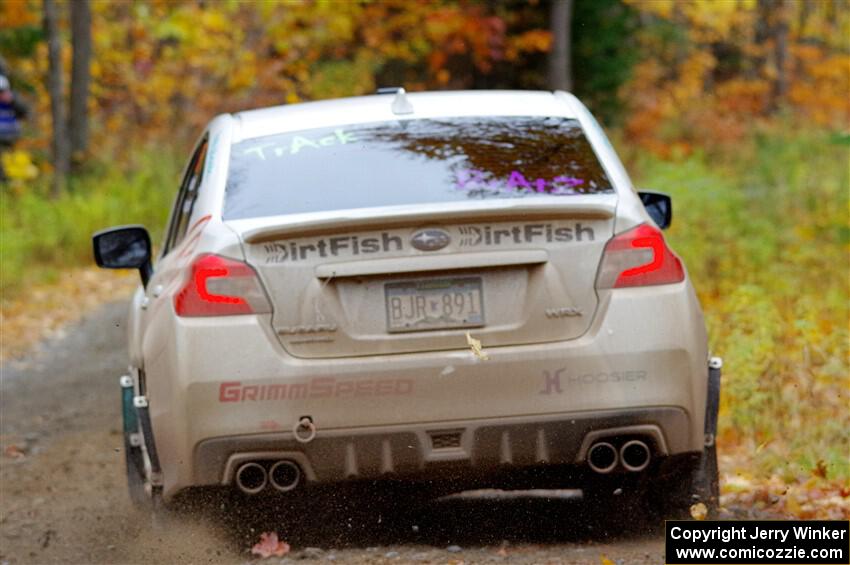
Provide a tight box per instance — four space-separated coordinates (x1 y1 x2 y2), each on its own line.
756 0 790 112
43 0 68 197
547 0 573 91
3 0 848 166
70 0 91 163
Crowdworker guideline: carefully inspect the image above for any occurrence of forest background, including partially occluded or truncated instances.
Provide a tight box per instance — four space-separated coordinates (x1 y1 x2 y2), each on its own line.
0 0 848 517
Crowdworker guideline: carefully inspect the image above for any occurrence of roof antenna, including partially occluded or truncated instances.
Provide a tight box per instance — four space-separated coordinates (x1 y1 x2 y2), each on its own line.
391 88 414 115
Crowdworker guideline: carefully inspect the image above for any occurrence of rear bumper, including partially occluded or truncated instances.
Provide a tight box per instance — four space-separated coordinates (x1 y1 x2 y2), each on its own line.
196 406 691 487
142 281 709 499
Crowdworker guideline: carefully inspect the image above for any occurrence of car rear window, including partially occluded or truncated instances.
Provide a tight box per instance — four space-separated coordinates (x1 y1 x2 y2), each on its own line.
224 116 613 220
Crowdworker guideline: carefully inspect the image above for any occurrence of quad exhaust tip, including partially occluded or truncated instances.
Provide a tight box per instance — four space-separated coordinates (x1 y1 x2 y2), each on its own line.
587 441 618 474
235 460 302 494
235 462 268 494
620 439 651 472
269 460 301 492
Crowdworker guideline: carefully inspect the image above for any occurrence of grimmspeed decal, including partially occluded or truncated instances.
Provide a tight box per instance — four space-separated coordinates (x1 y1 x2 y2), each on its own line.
219 377 413 402
260 222 597 264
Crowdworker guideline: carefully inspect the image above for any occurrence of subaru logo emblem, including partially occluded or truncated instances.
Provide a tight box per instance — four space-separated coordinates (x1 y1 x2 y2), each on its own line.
410 228 451 252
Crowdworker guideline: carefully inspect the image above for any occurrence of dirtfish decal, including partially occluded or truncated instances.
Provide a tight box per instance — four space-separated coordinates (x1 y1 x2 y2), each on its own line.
263 232 403 263
261 222 597 264
457 223 594 247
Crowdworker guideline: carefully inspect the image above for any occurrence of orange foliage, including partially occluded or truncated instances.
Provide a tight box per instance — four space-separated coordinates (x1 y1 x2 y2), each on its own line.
0 0 38 27
622 0 850 155
0 0 847 162
0 0 549 159
788 46 850 127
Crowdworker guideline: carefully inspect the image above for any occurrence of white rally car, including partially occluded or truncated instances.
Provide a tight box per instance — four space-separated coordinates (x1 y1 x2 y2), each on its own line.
93 89 721 516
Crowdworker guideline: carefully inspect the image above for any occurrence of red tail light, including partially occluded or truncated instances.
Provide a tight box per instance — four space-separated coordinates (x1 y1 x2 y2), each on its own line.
175 254 272 317
596 224 684 288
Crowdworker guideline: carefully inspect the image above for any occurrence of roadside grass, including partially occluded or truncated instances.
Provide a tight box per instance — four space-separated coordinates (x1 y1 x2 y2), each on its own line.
0 148 181 301
623 126 850 484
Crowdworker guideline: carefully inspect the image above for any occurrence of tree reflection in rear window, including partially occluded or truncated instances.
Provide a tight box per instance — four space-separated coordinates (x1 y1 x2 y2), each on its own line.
224 116 613 220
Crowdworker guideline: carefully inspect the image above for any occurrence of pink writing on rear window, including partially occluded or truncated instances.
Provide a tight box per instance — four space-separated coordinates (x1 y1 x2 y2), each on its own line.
455 169 585 195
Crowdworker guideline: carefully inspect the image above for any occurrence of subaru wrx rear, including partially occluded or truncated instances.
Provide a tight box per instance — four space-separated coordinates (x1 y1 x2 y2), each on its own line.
93 89 721 518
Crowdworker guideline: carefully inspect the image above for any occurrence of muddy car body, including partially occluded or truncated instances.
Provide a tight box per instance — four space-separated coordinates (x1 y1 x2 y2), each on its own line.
94 90 720 513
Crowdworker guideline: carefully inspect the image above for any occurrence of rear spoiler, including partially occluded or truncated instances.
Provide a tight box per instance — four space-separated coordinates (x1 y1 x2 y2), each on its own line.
238 197 616 243
315 249 548 279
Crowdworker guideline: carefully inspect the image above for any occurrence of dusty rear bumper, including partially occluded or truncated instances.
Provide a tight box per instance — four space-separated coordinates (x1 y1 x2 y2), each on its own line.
194 406 690 487
148 281 709 500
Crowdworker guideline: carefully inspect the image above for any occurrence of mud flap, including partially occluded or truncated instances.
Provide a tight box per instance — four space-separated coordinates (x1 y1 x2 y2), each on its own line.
704 357 722 443
133 394 168 511
133 395 162 477
121 377 144 475
120 375 146 504
121 374 165 506
693 357 722 509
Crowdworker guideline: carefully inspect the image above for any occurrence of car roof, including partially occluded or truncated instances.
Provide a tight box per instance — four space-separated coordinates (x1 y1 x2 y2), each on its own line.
230 90 576 143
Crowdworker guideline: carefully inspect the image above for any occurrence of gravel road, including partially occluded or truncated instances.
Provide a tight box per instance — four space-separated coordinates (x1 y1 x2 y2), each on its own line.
1 301 671 564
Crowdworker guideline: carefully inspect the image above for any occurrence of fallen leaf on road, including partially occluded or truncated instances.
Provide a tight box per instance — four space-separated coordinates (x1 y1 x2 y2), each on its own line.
251 532 290 558
690 502 708 520
721 450 850 519
601 555 615 565
784 489 802 516
752 487 771 504
4 445 25 459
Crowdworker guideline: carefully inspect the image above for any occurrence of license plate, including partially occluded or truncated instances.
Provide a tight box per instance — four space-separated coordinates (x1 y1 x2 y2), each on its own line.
385 277 485 333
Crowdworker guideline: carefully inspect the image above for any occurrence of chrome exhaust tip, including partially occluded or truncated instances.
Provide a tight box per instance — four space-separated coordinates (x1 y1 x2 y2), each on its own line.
620 439 651 472
235 462 268 494
587 441 618 474
268 460 301 492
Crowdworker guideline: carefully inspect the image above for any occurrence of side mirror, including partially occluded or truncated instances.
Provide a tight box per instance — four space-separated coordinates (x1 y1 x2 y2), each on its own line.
92 225 153 286
638 191 672 230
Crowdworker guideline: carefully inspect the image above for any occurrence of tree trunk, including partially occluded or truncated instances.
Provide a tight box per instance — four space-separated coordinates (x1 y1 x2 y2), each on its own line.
69 0 91 163
43 0 69 197
755 0 790 113
548 0 573 92
772 0 789 105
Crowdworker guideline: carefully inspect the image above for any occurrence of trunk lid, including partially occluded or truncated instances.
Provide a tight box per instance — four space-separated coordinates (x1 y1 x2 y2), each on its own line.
235 198 616 358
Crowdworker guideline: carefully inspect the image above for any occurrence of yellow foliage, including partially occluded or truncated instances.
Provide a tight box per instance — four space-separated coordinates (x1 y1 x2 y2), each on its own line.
624 0 675 20
787 49 850 127
624 0 850 154
1 0 847 183
1 150 39 181
507 29 552 60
